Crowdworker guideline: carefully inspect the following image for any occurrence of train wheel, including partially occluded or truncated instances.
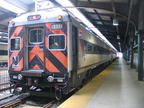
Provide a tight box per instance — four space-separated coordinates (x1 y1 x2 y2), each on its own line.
10 83 16 94
55 88 63 100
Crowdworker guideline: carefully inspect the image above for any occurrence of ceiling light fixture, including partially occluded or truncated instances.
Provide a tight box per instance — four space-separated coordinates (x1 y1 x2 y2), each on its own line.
117 35 120 39
113 18 119 26
0 0 25 14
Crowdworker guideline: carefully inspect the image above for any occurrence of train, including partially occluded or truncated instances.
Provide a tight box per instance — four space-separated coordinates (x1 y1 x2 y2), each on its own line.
8 1 117 100
0 42 8 67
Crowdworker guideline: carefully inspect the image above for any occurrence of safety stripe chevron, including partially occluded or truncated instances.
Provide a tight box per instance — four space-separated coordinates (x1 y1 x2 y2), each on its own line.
10 26 24 38
28 45 44 62
45 57 60 72
9 26 24 71
45 50 67 73
50 51 68 69
28 45 44 69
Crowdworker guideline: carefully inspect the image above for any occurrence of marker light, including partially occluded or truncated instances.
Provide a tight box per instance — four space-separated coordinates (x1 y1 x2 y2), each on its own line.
10 21 15 25
57 15 62 20
27 15 41 21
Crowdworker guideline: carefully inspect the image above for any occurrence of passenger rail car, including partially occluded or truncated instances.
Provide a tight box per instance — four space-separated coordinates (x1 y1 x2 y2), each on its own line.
0 43 8 67
8 4 117 100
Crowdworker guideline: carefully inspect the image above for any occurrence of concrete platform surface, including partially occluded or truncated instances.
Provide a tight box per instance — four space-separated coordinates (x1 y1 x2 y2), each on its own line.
58 58 144 108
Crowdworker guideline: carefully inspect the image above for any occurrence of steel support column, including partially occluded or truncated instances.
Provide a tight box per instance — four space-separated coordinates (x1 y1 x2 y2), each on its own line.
127 48 130 65
138 31 143 81
130 42 134 68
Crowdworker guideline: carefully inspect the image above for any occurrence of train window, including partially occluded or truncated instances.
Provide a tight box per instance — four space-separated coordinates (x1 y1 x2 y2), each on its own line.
93 46 99 54
0 50 7 55
86 44 93 54
10 38 20 51
29 29 44 44
49 35 65 50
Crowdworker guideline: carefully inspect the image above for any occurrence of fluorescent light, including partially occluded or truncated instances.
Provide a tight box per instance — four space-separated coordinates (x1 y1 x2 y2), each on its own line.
113 18 119 26
117 35 120 39
0 0 25 13
55 0 74 7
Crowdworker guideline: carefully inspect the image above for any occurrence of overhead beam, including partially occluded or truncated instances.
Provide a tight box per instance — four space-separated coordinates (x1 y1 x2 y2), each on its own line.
96 24 116 30
0 14 13 21
94 9 105 25
0 24 7 32
92 19 112 23
86 12 114 17
75 1 138 26
80 9 97 26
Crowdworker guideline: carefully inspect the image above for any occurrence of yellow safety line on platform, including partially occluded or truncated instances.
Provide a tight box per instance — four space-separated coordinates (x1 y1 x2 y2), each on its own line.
58 60 117 108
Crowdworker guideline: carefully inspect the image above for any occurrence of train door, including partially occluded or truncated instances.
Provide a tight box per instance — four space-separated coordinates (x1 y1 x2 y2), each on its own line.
72 26 78 73
28 27 44 70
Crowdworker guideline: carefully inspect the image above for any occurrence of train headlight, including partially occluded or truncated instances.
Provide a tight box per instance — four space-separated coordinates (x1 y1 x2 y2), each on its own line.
57 79 63 82
47 76 54 82
13 75 18 79
18 74 23 80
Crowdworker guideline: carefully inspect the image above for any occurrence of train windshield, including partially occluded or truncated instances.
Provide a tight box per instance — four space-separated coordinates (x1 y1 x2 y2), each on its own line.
10 38 20 51
49 35 65 50
29 28 44 44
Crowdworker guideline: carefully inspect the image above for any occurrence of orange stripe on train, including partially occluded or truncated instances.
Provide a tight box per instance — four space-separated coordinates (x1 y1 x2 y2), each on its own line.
29 45 44 62
33 64 40 69
21 37 24 49
11 26 24 38
45 58 60 73
14 58 23 71
50 51 68 69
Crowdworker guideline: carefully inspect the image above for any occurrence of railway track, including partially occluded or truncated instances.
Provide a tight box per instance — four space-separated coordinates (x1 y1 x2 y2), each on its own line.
42 100 57 108
19 100 57 108
0 93 58 108
0 93 29 108
0 82 10 92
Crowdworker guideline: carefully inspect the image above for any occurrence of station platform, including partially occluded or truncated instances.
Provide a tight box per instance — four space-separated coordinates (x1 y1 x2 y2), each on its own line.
58 58 144 108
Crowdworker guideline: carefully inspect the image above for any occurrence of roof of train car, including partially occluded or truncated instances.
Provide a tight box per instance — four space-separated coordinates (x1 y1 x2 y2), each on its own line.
8 8 69 27
0 0 141 52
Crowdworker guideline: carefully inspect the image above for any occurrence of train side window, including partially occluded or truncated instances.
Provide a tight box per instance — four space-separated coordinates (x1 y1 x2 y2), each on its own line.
93 46 99 54
86 44 93 54
49 35 65 50
0 50 7 55
29 29 43 44
10 38 20 51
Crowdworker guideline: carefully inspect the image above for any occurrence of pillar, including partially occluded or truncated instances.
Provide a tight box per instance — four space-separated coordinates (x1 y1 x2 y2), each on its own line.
130 42 134 68
137 31 143 81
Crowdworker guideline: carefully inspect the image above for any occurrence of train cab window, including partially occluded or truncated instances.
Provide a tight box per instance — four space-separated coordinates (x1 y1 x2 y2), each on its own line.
10 38 20 51
29 29 43 44
49 35 65 50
